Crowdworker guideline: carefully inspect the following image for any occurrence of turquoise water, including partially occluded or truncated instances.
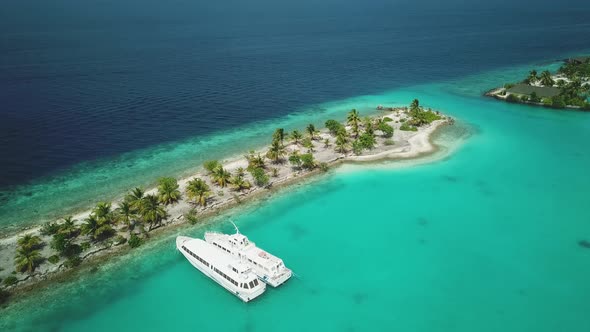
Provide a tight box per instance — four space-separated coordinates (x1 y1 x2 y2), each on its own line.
2 62 590 331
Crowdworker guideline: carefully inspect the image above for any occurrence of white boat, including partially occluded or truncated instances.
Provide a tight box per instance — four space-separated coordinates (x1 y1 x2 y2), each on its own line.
176 236 266 302
204 227 292 287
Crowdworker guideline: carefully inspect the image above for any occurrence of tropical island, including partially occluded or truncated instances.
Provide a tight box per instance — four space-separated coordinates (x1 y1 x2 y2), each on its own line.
485 56 590 110
0 100 452 305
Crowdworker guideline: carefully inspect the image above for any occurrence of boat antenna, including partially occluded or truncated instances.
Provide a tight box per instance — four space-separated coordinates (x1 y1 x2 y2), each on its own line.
229 219 240 234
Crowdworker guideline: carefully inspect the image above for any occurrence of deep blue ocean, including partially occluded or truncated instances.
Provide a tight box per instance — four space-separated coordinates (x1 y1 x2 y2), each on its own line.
1 0 589 188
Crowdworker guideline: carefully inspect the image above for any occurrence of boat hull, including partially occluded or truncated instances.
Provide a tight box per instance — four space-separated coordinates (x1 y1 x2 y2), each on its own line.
176 237 265 302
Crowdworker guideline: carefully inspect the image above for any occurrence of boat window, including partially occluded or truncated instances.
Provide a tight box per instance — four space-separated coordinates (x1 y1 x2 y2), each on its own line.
249 281 255 288
253 279 259 286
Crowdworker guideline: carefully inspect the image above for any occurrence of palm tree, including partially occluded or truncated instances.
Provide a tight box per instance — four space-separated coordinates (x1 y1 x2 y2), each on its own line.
212 165 231 187
335 133 348 154
59 216 79 238
245 152 266 170
186 178 211 207
306 124 317 140
410 99 420 111
235 167 246 177
290 130 303 145
528 69 538 83
125 187 145 210
157 177 181 205
81 214 99 240
14 246 43 274
116 201 135 231
266 139 286 163
17 234 43 251
347 109 360 138
273 128 285 146
323 138 330 148
139 194 167 231
540 71 554 86
230 174 252 191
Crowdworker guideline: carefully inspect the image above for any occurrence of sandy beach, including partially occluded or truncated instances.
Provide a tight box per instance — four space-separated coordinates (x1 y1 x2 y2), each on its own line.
0 107 451 298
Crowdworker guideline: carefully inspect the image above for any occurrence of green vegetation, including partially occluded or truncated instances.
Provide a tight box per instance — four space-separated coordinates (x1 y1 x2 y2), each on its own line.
203 160 221 173
300 153 316 170
325 119 346 136
290 130 303 145
186 178 211 206
319 162 329 172
230 171 252 191
347 109 361 138
249 167 269 187
40 221 60 236
406 99 442 126
128 233 143 248
384 139 395 146
498 58 590 110
3 276 17 287
184 209 199 225
211 165 231 187
48 255 60 264
306 124 318 140
359 132 376 150
400 123 418 131
288 152 302 169
302 137 315 153
335 133 348 154
266 139 286 163
157 177 181 205
82 202 117 242
14 234 44 274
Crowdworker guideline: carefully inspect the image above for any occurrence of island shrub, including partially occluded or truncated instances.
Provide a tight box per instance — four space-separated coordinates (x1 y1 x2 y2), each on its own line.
184 209 199 225
542 98 552 106
128 233 143 248
81 242 91 251
378 122 394 138
217 190 224 197
399 118 406 123
288 154 302 169
250 167 269 187
520 95 529 102
359 133 376 150
384 139 395 146
300 153 316 170
0 289 9 305
503 83 515 89
40 221 60 236
203 160 220 173
3 276 17 287
319 162 329 172
114 235 127 246
324 120 345 136
529 92 541 103
383 117 393 122
551 96 566 108
48 255 60 264
400 123 418 131
352 140 363 155
506 94 520 103
64 256 82 269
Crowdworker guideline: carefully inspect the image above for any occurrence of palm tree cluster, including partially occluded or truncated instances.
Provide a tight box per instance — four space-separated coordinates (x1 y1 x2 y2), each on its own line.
122 187 169 233
14 234 44 274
